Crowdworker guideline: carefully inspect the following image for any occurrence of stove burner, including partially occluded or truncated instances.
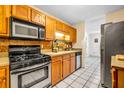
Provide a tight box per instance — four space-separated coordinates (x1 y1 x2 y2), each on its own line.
9 45 51 71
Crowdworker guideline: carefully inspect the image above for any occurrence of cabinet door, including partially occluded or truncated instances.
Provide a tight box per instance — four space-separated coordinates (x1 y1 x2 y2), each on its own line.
52 57 62 86
31 9 46 26
63 24 71 33
12 5 31 21
63 54 70 78
63 59 70 78
0 65 9 88
70 55 76 73
56 21 63 31
46 16 56 40
0 5 11 37
70 27 77 43
117 69 124 88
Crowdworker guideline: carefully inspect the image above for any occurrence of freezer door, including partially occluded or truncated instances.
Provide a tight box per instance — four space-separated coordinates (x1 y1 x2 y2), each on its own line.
100 23 112 87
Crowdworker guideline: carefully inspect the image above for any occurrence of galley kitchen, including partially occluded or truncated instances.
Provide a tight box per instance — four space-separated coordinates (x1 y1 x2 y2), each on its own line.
1 5 124 88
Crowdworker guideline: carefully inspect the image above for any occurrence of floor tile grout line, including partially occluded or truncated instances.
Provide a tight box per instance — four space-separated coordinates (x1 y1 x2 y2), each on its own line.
82 65 100 88
66 67 89 87
69 62 97 88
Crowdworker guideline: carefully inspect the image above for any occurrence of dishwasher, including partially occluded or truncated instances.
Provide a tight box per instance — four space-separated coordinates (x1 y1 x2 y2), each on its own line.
76 52 82 70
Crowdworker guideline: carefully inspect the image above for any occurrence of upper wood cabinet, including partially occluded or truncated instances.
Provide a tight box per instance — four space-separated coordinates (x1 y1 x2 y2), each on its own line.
63 24 70 33
0 5 11 37
52 56 62 86
31 9 46 26
56 20 64 31
46 16 56 40
12 5 31 21
0 65 9 88
70 27 77 43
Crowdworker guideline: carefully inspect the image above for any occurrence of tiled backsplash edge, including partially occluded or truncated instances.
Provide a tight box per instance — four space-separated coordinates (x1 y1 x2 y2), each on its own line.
0 38 52 57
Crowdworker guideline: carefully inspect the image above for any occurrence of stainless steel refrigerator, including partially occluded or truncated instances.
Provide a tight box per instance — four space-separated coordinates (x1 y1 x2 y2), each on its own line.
100 21 124 88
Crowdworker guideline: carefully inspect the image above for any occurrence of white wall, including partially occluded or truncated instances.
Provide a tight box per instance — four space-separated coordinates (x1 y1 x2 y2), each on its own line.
73 22 85 67
85 16 105 57
88 33 101 57
73 22 85 48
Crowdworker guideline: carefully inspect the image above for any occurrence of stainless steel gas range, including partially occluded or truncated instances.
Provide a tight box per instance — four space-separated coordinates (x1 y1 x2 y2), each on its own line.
9 45 51 88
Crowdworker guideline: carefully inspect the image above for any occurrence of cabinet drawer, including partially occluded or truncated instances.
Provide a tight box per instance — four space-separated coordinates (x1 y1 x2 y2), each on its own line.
71 57 75 60
70 53 75 57
52 56 62 62
63 54 70 59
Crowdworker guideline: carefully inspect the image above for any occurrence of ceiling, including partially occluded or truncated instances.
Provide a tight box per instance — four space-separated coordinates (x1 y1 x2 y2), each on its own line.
34 5 124 25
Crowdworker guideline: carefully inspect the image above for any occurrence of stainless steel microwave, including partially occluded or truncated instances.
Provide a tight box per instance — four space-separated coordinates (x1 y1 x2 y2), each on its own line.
10 17 45 40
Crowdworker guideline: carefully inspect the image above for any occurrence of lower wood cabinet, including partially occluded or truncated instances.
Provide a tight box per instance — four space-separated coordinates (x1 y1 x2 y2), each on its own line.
63 55 70 78
112 67 124 88
51 53 76 86
52 56 62 86
70 53 76 73
0 65 9 88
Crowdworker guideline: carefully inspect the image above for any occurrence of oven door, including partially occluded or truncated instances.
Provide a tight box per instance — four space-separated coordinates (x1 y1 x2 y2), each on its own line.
11 63 51 88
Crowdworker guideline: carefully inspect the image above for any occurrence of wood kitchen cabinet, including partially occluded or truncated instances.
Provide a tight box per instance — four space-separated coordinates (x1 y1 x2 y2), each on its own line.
52 56 62 86
0 65 9 88
70 27 77 43
46 16 56 40
56 20 64 31
51 53 77 86
31 9 46 26
70 53 76 73
62 54 70 78
12 5 31 21
0 5 11 37
112 67 124 88
63 24 70 32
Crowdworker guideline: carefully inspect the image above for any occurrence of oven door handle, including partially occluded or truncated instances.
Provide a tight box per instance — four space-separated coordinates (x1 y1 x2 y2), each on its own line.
11 62 50 74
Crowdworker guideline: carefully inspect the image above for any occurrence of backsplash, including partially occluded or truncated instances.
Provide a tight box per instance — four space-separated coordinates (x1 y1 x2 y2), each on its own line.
52 40 72 52
0 38 52 57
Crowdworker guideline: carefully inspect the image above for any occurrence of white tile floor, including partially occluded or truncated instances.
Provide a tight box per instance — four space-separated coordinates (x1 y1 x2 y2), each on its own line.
52 57 104 88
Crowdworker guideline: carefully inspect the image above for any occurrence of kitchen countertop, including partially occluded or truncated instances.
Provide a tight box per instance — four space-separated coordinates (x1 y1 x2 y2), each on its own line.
42 50 82 57
0 57 9 66
111 56 124 68
0 50 82 66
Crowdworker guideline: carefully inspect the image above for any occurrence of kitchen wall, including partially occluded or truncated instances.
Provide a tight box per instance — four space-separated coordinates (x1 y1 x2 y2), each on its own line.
88 33 101 57
85 16 105 57
0 38 52 57
73 22 85 67
73 22 85 48
106 8 124 22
